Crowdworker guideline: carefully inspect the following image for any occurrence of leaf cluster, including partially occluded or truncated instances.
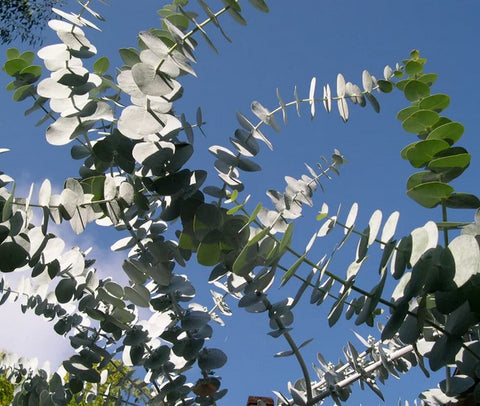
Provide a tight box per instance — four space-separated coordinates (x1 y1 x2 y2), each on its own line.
0 0 64 45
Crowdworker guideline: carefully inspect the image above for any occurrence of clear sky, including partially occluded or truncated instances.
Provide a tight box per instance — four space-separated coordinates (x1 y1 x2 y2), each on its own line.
0 0 479 404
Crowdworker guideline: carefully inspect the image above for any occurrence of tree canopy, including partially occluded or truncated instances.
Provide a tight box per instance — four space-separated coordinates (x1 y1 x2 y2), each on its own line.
0 0 64 45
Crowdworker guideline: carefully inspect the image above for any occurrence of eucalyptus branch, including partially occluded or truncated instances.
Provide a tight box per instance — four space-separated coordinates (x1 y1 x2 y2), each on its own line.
257 285 313 403
308 344 415 405
165 0 240 58
236 193 480 379
84 391 143 406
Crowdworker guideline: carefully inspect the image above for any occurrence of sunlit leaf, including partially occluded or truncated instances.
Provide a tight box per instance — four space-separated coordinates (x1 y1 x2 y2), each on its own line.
449 234 480 287
367 209 382 246
419 94 450 112
309 77 316 118
362 70 373 92
323 83 331 113
405 60 423 75
131 63 174 96
407 181 453 208
124 285 150 308
427 147 470 172
381 211 400 244
281 254 306 286
402 110 439 134
402 139 449 167
404 80 430 102
397 106 419 121
251 100 280 132
336 74 349 122
410 221 438 267
427 122 464 145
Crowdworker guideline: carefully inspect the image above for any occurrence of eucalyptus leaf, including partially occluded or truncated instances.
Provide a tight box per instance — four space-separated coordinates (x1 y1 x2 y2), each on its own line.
63 360 100 383
124 285 150 308
419 94 450 112
344 202 358 234
0 240 29 272
131 63 173 96
367 209 382 246
323 83 332 113
119 48 141 67
404 80 430 102
251 100 280 132
445 193 480 209
55 278 77 303
46 117 81 146
449 234 480 287
197 232 221 266
381 211 399 244
407 181 453 208
118 106 180 139
410 221 438 267
402 110 439 134
427 121 464 145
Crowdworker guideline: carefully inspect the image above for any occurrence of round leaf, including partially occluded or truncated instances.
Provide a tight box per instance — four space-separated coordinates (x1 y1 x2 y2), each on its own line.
419 94 450 112
402 110 439 134
396 106 419 121
93 56 110 75
407 181 453 208
124 285 150 308
404 79 430 101
449 235 480 287
197 232 222 266
427 122 464 145
0 240 29 272
46 117 80 146
402 139 450 167
405 60 423 75
198 348 227 371
55 278 77 303
131 63 173 96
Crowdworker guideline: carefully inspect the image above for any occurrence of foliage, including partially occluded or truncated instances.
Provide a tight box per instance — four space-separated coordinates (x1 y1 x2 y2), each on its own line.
0 0 64 45
0 0 479 405
0 374 14 405
66 359 150 405
0 356 146 405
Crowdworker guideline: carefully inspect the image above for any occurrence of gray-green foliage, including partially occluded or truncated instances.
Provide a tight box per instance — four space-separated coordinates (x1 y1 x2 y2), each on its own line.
0 1 479 405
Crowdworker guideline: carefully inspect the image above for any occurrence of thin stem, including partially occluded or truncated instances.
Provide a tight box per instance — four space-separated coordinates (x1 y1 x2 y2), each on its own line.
442 202 449 247
260 294 313 403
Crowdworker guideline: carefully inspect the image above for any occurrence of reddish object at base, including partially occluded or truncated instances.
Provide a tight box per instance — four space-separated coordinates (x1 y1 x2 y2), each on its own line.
246 396 274 406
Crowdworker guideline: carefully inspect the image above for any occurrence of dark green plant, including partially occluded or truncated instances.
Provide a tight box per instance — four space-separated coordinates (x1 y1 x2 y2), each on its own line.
0 1 479 405
0 0 64 45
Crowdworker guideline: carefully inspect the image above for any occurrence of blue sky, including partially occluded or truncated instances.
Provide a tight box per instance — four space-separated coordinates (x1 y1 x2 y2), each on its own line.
0 0 479 404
